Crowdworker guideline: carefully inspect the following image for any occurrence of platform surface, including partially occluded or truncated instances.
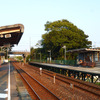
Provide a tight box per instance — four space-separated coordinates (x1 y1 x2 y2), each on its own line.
0 63 31 100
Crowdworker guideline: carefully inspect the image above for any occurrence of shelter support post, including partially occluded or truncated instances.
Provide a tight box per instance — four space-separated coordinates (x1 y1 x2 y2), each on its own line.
68 70 70 77
98 51 99 62
92 52 94 62
77 72 80 79
83 73 86 81
91 75 93 83
82 73 84 80
73 71 76 78
0 56 1 66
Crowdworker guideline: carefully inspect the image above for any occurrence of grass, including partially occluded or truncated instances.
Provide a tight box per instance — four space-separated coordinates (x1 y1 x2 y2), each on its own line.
95 82 100 86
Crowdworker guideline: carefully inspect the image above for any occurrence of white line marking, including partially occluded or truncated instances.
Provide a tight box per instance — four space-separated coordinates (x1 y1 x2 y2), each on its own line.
8 62 11 100
94 71 99 72
0 93 7 98
4 88 8 91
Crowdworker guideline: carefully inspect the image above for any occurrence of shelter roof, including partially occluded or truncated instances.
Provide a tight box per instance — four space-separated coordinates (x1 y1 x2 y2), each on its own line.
0 24 24 47
67 48 100 53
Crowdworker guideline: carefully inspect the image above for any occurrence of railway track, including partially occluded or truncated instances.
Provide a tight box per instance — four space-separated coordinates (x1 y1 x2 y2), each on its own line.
45 70 100 97
25 63 100 98
13 62 60 100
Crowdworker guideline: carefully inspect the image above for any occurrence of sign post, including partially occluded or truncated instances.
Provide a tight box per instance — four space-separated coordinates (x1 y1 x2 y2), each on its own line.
53 73 56 84
39 67 42 75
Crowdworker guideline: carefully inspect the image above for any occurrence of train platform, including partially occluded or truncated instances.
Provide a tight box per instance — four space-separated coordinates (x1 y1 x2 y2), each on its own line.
0 62 31 100
29 62 100 83
29 62 100 75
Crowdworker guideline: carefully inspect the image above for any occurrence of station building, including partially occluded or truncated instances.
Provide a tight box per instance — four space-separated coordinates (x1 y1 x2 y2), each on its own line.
67 48 100 67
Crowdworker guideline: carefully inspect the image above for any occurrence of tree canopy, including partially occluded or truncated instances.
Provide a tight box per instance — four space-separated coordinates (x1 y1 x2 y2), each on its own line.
41 19 92 59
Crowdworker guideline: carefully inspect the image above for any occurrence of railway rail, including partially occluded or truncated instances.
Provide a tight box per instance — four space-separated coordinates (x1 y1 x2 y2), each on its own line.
13 62 60 100
44 70 100 97
24 63 100 98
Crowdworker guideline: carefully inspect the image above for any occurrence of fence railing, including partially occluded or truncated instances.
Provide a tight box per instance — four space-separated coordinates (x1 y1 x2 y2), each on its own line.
31 59 76 66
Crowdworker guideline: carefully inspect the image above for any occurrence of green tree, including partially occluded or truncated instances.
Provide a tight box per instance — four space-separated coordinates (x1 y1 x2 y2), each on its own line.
30 47 35 59
26 55 31 62
16 56 23 61
41 19 92 59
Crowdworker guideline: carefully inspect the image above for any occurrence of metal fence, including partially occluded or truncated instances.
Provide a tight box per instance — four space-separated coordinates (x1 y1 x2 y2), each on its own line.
31 59 76 66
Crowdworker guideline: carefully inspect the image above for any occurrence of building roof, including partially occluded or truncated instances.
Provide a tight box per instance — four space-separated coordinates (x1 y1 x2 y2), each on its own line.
67 48 100 53
0 24 24 47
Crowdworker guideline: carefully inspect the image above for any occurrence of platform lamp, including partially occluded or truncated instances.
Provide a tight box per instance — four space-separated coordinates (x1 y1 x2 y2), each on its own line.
38 52 41 62
48 50 51 63
62 46 66 64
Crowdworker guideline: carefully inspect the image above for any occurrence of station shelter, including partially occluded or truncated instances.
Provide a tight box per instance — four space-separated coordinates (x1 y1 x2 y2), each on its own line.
0 24 24 64
67 48 100 67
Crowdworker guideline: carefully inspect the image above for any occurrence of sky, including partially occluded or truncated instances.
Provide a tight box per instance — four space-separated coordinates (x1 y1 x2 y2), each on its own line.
0 0 100 51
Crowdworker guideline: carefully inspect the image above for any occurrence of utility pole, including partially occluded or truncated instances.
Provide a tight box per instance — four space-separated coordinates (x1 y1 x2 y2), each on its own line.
62 46 66 64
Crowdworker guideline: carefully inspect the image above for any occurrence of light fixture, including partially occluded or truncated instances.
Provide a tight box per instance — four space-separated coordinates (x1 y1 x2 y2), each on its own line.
5 34 11 38
0 34 4 38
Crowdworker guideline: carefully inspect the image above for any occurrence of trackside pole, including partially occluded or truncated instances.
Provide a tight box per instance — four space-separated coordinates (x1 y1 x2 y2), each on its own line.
53 73 56 84
70 83 74 88
39 68 42 75
54 76 55 84
0 56 1 67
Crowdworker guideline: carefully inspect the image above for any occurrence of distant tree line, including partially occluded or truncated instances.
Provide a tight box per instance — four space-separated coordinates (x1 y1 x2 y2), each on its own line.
29 19 92 61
